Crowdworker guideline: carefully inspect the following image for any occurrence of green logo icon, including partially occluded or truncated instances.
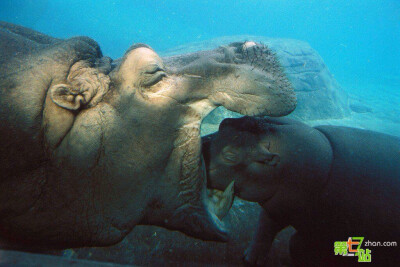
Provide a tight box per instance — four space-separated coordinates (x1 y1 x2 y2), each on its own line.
356 248 372 262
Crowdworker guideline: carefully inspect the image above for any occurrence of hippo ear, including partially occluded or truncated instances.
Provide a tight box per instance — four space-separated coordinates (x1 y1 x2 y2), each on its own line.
221 145 242 165
50 60 110 111
50 84 85 110
255 144 280 166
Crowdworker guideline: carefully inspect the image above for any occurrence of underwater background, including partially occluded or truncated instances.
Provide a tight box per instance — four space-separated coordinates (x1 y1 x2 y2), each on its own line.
0 1 399 266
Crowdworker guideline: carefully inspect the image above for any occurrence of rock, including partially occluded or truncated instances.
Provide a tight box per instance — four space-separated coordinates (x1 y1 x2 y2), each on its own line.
162 36 350 125
349 102 373 113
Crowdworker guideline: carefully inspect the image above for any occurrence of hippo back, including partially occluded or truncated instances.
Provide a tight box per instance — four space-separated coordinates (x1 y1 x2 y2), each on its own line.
315 125 400 240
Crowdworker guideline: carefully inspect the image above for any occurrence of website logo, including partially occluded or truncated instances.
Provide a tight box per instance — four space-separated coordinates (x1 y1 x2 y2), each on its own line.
334 237 371 262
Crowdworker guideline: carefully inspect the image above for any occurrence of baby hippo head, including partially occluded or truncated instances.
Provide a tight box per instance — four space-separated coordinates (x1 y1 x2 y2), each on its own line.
202 116 281 202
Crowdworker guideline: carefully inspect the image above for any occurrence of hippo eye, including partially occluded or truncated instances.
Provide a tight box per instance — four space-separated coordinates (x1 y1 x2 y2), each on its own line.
145 65 165 74
221 146 241 165
142 65 167 87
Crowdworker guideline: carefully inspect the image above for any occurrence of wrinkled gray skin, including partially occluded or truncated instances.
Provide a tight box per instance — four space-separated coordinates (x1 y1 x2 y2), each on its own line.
0 22 296 249
203 116 400 266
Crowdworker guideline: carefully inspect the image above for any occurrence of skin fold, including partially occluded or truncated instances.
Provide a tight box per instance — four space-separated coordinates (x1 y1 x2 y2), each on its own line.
203 116 400 266
0 22 296 249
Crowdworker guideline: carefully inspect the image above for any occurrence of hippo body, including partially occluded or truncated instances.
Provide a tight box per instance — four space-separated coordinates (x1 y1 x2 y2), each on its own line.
203 116 400 266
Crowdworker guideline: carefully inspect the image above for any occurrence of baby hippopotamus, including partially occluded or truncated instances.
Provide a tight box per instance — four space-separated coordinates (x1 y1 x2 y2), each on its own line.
202 116 400 266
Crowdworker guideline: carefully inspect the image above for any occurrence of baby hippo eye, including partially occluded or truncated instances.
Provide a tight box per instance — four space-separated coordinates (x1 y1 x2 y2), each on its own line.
142 65 167 87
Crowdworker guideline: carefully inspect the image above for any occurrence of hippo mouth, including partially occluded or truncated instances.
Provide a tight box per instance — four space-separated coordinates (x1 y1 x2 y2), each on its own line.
157 41 295 242
166 189 233 242
163 152 235 242
170 181 235 242
163 41 296 118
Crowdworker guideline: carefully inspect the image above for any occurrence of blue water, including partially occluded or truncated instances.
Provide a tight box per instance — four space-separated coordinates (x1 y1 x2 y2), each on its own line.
1 0 399 131
1 0 399 86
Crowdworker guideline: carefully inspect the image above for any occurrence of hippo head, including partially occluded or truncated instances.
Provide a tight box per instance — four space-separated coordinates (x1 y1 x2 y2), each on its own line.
202 116 333 208
202 116 282 202
0 26 295 249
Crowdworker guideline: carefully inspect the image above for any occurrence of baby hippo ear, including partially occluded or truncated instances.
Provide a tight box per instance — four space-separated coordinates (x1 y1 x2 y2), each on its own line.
255 143 280 166
50 60 110 111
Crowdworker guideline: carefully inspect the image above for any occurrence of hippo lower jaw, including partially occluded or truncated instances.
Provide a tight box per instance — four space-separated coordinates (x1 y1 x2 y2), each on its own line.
166 180 235 242
164 119 232 242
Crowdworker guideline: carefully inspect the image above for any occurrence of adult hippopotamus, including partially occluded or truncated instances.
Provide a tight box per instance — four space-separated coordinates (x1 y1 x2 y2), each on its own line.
0 22 296 249
203 116 400 266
